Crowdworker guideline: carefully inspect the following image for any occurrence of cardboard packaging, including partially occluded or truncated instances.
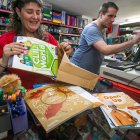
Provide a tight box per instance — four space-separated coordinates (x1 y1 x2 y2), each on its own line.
8 47 98 90
57 49 99 90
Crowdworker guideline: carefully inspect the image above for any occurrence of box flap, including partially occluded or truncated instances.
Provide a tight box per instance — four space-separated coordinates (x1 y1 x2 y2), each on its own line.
57 53 99 90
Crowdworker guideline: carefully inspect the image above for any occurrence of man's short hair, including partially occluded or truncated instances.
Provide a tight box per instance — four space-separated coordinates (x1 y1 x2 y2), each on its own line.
99 2 119 14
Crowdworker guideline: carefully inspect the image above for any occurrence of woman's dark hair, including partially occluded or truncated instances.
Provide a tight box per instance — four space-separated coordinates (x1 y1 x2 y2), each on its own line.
7 0 44 39
99 2 119 14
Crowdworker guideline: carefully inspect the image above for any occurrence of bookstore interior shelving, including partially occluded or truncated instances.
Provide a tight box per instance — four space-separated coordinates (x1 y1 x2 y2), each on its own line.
0 8 83 47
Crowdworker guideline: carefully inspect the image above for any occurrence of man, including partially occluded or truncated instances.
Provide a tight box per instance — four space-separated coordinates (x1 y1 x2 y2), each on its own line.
71 2 140 74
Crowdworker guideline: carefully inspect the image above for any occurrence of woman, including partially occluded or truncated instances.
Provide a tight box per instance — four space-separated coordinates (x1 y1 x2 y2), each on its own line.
0 0 72 73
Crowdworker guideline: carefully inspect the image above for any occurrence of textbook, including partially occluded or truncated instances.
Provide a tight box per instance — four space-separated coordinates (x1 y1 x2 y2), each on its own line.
100 107 140 129
93 92 140 128
9 36 58 77
24 84 102 133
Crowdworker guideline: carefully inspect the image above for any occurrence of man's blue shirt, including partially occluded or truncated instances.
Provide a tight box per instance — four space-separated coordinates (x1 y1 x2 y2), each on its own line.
71 22 104 74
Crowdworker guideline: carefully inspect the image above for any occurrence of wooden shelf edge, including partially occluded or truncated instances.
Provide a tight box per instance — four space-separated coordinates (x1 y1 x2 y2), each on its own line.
42 19 83 29
0 9 12 14
59 33 80 37
0 30 7 32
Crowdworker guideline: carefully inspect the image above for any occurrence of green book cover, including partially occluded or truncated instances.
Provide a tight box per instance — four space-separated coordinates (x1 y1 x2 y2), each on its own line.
11 36 58 77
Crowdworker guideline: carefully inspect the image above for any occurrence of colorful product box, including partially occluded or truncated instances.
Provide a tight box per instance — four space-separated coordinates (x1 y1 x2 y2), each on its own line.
9 36 58 77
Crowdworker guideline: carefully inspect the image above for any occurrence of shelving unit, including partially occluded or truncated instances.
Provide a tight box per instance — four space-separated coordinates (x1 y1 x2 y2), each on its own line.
0 8 82 47
0 9 82 30
120 22 140 35
0 9 11 36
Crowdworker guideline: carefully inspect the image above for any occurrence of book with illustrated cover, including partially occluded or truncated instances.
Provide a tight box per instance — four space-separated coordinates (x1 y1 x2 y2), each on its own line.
100 107 139 130
8 36 58 77
93 92 140 128
24 84 102 133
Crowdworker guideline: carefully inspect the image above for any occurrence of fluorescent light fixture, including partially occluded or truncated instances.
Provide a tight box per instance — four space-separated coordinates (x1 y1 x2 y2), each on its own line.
120 17 140 25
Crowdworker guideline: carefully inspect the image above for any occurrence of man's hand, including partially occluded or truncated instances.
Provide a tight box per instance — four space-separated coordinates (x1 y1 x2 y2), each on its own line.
132 32 140 44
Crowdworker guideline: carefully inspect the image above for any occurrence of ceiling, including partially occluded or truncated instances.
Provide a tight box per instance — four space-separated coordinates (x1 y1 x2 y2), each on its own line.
43 0 140 24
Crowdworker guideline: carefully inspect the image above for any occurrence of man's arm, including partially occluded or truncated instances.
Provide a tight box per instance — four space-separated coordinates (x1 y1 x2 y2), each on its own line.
93 33 140 55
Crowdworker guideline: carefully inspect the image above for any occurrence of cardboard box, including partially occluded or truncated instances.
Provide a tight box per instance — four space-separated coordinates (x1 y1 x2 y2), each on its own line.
8 37 98 90
57 49 99 90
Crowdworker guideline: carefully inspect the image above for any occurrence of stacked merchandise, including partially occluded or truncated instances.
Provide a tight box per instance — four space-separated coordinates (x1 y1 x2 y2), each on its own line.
47 25 61 34
0 0 11 10
42 2 52 21
93 92 140 129
52 11 62 24
61 10 66 25
0 16 9 25
0 1 10 36
65 15 83 27
85 92 140 140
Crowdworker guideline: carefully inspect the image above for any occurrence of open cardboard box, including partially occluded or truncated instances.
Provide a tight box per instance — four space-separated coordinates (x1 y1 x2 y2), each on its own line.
8 48 98 90
57 49 99 90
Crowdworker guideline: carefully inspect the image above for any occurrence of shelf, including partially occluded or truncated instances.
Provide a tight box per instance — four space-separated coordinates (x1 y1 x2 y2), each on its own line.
49 32 80 37
0 30 7 32
0 9 83 30
0 23 7 26
120 22 140 27
42 19 83 29
0 9 12 14
59 33 80 37
120 30 133 33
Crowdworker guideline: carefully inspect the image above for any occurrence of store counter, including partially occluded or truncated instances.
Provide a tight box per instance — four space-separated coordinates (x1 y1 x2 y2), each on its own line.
100 65 140 90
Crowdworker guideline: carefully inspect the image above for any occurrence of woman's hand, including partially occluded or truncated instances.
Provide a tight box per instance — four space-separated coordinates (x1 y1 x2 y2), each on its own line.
3 42 24 59
60 42 73 56
1 42 24 68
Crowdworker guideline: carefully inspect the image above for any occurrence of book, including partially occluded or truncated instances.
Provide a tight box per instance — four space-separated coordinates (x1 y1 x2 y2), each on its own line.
24 84 102 133
100 107 139 130
93 92 140 128
8 36 58 77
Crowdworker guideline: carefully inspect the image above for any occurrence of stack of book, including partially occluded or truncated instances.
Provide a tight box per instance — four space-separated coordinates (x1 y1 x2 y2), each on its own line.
93 92 140 129
24 84 102 133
